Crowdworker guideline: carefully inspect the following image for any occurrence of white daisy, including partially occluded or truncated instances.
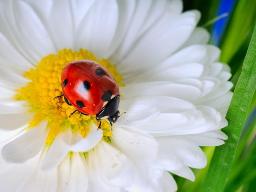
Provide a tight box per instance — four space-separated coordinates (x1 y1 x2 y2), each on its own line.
0 0 232 191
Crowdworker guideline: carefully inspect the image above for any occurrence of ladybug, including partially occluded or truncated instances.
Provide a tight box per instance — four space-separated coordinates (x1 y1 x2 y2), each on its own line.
61 60 120 124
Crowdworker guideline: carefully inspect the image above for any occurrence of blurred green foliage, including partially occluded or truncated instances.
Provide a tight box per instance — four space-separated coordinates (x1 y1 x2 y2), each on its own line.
183 0 220 27
220 1 256 64
220 0 256 90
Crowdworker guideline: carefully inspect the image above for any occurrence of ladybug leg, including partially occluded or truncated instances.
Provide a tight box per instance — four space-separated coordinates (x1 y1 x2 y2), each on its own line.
109 111 120 124
97 121 102 130
108 120 113 132
54 94 63 100
69 110 78 117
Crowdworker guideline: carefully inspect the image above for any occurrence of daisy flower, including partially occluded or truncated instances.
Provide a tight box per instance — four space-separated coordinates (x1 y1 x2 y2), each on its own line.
0 0 232 191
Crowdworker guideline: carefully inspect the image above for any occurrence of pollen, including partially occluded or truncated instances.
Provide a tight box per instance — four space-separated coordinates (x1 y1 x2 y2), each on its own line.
15 49 124 146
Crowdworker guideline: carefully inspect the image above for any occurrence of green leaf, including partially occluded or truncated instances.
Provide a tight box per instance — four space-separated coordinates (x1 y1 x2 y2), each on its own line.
225 138 256 192
224 109 256 191
235 109 256 161
199 23 256 192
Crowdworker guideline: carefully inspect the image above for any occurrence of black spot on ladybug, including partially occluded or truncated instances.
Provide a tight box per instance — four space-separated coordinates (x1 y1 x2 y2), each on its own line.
63 79 68 87
95 68 106 76
76 100 85 108
83 80 91 90
101 90 112 101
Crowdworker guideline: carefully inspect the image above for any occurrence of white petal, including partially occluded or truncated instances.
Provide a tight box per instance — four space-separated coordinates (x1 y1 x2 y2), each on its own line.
112 0 166 62
112 127 158 164
2 125 46 163
0 100 26 114
17 161 58 192
157 137 207 169
122 81 201 101
144 63 204 81
206 63 231 81
69 156 88 192
157 150 196 180
91 142 128 178
203 47 221 64
119 11 200 76
119 96 195 124
107 0 136 56
162 45 219 66
113 0 182 64
120 97 223 135
172 165 195 181
207 63 226 77
0 153 41 192
183 130 228 146
13 1 55 61
41 135 69 170
48 0 74 49
70 127 103 152
132 45 219 83
0 33 32 73
112 128 161 190
0 1 53 64
0 1 31 63
56 156 71 192
76 0 119 57
0 113 30 130
206 92 233 116
0 127 24 144
151 107 223 135
71 0 96 29
87 174 121 192
139 0 182 36
58 154 88 192
219 65 232 81
0 66 28 89
159 173 177 192
87 142 127 192
202 81 232 101
0 86 15 99
42 126 102 170
183 27 210 46
22 0 52 17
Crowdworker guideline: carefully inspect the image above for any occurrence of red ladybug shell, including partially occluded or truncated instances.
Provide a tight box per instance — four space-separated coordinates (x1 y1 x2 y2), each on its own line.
61 60 119 115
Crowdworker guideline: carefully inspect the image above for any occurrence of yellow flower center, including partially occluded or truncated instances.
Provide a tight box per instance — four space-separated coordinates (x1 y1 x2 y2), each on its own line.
15 49 124 146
